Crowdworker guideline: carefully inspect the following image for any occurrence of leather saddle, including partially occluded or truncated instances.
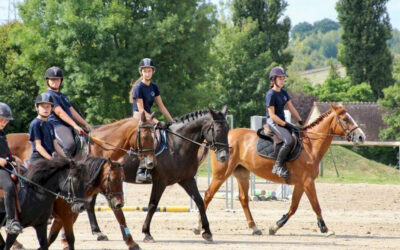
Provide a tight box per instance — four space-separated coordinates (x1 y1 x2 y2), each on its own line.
256 125 302 161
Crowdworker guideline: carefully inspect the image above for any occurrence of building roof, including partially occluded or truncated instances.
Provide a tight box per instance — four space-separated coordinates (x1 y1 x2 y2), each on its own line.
306 102 393 142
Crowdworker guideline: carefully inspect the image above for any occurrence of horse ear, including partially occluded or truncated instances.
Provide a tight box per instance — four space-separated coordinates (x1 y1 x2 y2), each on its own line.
329 102 337 110
149 112 155 120
208 108 217 119
141 111 146 122
221 105 228 117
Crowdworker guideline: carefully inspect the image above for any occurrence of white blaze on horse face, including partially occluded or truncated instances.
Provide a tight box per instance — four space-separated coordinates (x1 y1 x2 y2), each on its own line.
346 112 366 141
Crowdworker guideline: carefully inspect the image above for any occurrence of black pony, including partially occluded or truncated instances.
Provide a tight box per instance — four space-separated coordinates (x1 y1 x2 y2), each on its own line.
86 107 230 243
0 157 87 250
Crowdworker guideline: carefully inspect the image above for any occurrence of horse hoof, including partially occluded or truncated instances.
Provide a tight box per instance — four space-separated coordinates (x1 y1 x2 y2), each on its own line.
252 229 262 235
129 245 142 250
326 230 335 237
95 232 109 241
192 227 201 235
269 226 276 235
143 235 155 243
202 232 213 242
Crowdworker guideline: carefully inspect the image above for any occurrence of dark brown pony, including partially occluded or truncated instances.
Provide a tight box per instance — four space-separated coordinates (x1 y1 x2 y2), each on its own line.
47 157 125 250
7 112 155 250
197 103 365 236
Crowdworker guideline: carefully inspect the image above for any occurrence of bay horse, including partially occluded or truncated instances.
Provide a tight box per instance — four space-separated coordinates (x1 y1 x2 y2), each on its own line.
6 112 155 250
196 103 365 236
0 158 87 250
87 107 230 243
47 157 126 250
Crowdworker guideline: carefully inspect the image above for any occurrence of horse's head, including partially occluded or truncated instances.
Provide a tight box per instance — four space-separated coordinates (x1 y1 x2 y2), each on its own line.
61 160 87 213
100 159 125 209
205 106 230 162
132 111 156 169
330 103 366 144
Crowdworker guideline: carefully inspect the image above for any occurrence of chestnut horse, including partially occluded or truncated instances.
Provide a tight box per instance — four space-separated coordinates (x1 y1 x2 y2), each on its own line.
47 157 125 250
6 112 155 250
197 103 365 236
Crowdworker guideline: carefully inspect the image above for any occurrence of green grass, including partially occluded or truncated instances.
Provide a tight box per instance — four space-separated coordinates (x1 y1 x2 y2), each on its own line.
300 66 346 86
198 146 400 184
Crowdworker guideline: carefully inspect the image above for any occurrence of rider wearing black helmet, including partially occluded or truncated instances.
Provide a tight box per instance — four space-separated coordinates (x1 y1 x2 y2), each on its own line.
265 66 303 179
129 58 174 183
45 66 92 157
29 93 66 164
0 103 23 234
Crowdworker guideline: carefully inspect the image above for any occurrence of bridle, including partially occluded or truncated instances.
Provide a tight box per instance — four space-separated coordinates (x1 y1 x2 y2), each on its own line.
102 160 124 201
205 119 230 153
62 168 87 205
333 113 359 141
134 120 156 155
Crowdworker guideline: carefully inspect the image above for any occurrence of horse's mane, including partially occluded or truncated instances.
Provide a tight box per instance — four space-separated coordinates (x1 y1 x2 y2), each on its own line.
94 117 135 132
82 157 107 189
25 157 71 184
302 109 333 130
173 110 211 124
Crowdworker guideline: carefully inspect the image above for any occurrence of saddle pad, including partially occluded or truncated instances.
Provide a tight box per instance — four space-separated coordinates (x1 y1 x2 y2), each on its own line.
155 129 168 157
256 132 302 162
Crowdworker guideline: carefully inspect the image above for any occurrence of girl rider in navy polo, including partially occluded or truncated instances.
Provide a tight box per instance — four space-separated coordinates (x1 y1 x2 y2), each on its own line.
129 58 174 183
44 66 92 158
266 66 303 180
29 93 67 164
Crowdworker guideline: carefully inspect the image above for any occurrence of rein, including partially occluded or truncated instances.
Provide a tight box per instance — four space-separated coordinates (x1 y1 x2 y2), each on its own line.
102 161 124 200
5 162 81 204
166 119 230 152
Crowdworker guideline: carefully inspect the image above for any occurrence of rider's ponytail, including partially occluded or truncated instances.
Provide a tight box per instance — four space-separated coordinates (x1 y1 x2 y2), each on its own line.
269 77 276 89
129 77 143 103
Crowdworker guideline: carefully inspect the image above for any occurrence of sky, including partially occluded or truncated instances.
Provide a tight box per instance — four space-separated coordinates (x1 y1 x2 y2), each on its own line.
0 0 399 30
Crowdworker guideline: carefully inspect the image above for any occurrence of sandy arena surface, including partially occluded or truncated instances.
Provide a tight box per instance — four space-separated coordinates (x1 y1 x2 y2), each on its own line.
5 177 400 250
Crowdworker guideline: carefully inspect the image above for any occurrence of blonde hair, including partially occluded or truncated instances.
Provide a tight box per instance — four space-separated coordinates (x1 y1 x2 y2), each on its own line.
129 77 142 103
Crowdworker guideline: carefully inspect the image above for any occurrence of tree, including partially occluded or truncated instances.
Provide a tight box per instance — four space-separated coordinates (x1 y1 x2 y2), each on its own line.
0 22 38 133
313 18 340 34
291 21 313 40
14 0 217 124
336 0 393 99
232 0 292 66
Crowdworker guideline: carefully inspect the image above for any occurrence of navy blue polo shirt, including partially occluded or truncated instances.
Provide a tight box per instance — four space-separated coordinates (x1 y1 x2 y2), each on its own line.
46 90 73 127
29 118 56 155
265 88 290 121
132 81 160 113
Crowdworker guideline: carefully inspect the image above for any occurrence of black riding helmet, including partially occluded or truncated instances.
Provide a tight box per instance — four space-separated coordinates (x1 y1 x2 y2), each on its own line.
269 66 288 80
35 93 54 107
45 66 63 82
138 58 156 74
0 102 14 120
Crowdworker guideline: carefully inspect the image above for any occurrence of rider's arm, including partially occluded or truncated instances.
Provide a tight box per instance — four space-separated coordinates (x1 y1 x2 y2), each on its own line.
286 100 302 123
268 106 286 126
155 96 174 122
70 107 92 131
34 140 52 160
136 98 159 122
53 106 81 131
54 140 67 158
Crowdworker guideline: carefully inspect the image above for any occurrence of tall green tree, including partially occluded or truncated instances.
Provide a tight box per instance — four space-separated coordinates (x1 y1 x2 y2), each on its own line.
0 22 38 133
336 0 393 99
14 0 217 124
209 0 292 127
232 0 292 66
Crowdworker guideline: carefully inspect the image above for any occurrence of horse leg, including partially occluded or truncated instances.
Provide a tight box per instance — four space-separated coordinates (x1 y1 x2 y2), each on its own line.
303 180 334 236
0 232 4 249
47 218 63 247
179 178 213 242
5 233 18 250
269 185 304 235
112 208 141 250
233 166 262 235
86 194 108 241
35 224 49 250
142 181 167 243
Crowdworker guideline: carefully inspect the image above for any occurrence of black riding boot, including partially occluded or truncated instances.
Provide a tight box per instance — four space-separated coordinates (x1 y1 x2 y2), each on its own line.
135 164 152 184
272 143 291 180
